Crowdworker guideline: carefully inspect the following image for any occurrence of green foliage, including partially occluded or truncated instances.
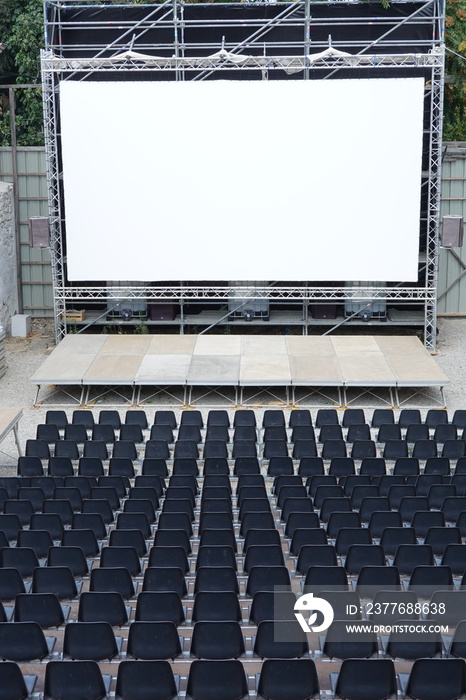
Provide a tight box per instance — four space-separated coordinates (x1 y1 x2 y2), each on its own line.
0 0 465 142
444 0 466 140
0 0 44 146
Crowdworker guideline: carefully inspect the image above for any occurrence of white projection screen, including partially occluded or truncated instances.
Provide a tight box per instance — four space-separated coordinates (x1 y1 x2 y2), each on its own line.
59 78 424 281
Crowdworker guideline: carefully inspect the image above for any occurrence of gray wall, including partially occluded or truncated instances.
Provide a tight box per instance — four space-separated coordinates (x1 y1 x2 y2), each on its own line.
0 148 52 321
438 143 466 314
0 181 18 331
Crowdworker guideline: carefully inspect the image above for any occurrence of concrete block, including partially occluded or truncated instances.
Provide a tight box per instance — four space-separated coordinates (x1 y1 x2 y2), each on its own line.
11 314 31 338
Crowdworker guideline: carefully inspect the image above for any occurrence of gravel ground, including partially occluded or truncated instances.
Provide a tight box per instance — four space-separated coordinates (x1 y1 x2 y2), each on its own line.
0 317 464 471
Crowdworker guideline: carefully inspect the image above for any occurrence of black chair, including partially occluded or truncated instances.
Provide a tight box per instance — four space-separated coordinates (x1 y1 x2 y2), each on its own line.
172 458 199 476
44 660 109 700
323 619 378 659
203 458 229 475
380 527 416 556
194 567 239 594
285 512 320 538
178 425 202 443
37 424 61 443
333 658 397 700
143 567 187 597
0 620 54 662
411 510 445 538
192 592 241 623
257 659 319 700
264 443 290 463
409 565 453 598
244 545 284 573
393 457 420 476
292 441 318 460
254 620 308 658
135 591 185 625
360 458 387 476
83 441 108 460
372 409 395 427
63 621 120 660
399 496 430 523
303 566 349 592
368 591 417 623
424 526 461 556
442 496 466 522
207 410 230 427
47 546 89 578
296 544 337 573
412 440 438 460
115 660 178 700
186 659 248 700
442 440 466 458
386 619 443 660
25 439 50 459
78 591 128 626
78 457 104 477
0 569 26 601
191 621 245 659
205 426 229 443
14 592 65 628
61 529 99 558
200 529 236 553
16 530 53 559
433 424 458 443
0 547 39 578
356 566 401 598
126 621 181 659
54 440 80 460
249 591 297 625
263 426 288 442
291 426 316 443
149 546 189 573
0 661 37 700
383 440 408 460
233 457 260 475
377 424 402 442
335 528 372 556
17 456 44 477
64 424 88 443
290 528 327 555
403 658 466 700
196 546 236 571
442 543 466 575
427 590 466 626
233 426 257 442
46 410 68 429
99 546 141 576
405 424 430 442
32 566 79 600
316 409 339 427
124 409 148 429
150 424 174 443
90 567 135 599
143 440 170 462
347 425 371 442
246 566 291 596
180 410 203 428
72 410 94 429
298 458 325 476
393 544 434 575
344 544 385 575
448 619 466 658
154 410 177 429
91 424 116 443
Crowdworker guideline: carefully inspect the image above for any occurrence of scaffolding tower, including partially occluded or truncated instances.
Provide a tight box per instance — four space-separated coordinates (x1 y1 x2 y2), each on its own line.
42 0 445 348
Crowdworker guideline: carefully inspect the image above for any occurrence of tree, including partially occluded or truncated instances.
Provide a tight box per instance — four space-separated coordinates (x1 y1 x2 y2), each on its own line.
0 0 44 146
444 0 466 140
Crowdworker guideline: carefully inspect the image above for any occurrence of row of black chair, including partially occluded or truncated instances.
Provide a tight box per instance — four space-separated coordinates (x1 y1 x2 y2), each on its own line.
6 655 466 700
44 407 465 430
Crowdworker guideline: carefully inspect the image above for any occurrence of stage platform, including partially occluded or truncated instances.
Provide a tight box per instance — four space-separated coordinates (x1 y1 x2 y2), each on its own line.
30 334 449 408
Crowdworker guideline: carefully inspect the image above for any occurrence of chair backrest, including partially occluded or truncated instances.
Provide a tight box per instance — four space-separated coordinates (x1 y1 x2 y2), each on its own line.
44 660 107 700
115 660 178 700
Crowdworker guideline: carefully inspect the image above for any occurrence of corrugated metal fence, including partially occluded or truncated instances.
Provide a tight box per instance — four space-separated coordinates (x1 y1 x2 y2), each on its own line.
438 144 466 314
0 147 52 318
1 144 466 318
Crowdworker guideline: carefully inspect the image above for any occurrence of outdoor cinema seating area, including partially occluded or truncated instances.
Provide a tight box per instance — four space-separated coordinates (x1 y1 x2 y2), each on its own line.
2 406 466 699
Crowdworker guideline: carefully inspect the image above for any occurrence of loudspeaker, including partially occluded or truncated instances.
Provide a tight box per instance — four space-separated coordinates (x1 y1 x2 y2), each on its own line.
310 304 337 320
149 304 177 321
441 215 464 248
28 217 50 247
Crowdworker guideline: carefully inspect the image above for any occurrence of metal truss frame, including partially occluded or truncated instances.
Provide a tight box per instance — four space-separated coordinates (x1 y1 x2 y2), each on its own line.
41 0 445 349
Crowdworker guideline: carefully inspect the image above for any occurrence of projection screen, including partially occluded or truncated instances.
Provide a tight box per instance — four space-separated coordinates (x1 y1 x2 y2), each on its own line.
59 78 424 281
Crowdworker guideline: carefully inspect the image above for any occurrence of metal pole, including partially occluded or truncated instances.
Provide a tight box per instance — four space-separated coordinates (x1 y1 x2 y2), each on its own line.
9 87 23 314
